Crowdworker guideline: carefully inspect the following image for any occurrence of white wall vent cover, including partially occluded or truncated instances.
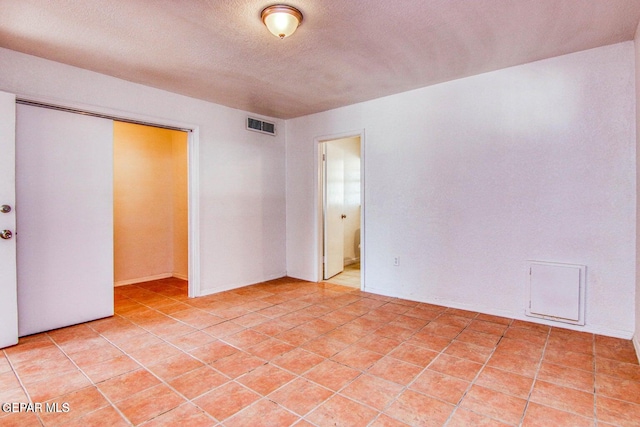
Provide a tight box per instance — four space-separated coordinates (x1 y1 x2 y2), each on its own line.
247 117 276 136
526 261 586 326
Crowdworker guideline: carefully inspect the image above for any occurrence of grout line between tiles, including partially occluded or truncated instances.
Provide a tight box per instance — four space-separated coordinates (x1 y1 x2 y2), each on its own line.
431 313 507 427
105 280 382 424
93 321 223 424
360 310 483 426
6 277 637 427
2 348 34 404
1 348 44 426
515 325 551 427
44 333 133 426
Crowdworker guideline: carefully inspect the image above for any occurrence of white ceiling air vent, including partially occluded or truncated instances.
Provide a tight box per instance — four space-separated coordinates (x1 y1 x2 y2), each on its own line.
247 117 276 136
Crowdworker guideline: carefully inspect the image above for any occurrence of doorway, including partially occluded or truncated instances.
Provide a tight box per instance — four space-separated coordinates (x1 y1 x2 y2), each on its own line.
113 122 188 291
321 135 362 288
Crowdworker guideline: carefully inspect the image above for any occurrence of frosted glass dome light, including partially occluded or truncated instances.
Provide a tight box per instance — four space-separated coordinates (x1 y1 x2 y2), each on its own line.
261 5 303 39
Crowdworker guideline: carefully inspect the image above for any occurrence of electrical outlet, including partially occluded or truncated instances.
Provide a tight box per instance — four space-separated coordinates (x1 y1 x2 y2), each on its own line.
393 257 400 266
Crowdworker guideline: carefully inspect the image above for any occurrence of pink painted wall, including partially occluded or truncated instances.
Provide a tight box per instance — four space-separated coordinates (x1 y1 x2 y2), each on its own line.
113 122 188 285
172 131 189 279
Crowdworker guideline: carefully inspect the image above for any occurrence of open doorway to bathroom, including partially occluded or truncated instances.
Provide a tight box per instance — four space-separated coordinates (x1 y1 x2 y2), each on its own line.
321 135 362 289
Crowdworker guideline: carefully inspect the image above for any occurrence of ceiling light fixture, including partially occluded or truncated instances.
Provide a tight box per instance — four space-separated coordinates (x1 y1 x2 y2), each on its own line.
261 5 303 39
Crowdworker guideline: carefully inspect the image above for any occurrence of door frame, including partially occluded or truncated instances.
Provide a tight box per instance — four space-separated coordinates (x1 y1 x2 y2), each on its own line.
15 94 202 298
316 129 365 289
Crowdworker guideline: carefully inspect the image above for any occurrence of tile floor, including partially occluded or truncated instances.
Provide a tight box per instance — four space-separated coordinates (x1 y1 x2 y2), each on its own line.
1 277 640 426
323 263 361 289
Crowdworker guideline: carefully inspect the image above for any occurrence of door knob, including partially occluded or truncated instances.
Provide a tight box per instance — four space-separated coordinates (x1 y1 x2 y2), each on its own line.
0 205 10 213
341 214 347 219
0 230 12 240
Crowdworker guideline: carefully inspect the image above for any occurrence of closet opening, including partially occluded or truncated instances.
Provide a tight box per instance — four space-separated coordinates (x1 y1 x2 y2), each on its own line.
113 122 189 297
12 98 200 338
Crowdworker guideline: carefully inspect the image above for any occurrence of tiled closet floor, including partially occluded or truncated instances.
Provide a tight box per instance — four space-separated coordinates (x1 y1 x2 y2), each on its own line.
1 277 639 426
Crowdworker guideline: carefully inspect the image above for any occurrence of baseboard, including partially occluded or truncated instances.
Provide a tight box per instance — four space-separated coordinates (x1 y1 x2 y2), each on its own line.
114 273 173 287
361 284 634 339
634 334 640 364
172 272 188 281
344 257 360 266
199 271 287 297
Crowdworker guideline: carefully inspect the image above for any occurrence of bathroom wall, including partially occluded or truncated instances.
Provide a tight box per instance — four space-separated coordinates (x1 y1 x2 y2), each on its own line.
342 136 361 264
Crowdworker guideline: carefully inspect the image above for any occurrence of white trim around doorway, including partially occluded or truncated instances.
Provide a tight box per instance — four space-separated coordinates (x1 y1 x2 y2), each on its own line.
315 129 365 291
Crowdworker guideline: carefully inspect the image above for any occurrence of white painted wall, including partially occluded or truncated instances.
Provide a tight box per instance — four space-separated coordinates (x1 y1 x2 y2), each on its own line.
287 42 636 338
0 47 286 296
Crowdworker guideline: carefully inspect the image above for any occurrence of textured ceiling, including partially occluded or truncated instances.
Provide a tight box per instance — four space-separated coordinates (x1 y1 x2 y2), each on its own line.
1 0 640 119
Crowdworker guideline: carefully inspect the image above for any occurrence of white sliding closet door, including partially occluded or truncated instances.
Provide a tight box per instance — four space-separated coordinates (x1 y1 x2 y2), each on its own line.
16 104 114 336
